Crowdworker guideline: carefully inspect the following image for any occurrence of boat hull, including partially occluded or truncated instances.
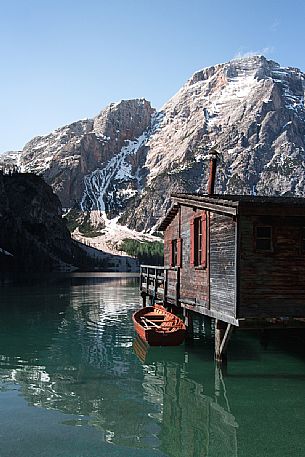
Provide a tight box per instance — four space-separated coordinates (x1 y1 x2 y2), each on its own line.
132 305 186 346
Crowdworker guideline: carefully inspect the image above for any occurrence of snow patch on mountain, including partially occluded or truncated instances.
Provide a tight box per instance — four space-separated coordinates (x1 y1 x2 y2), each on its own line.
144 63 262 183
20 119 93 174
271 67 305 113
2 56 305 241
72 211 159 255
80 129 150 216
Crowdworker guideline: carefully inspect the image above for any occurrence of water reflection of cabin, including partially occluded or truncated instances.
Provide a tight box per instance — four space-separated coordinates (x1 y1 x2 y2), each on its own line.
140 193 305 361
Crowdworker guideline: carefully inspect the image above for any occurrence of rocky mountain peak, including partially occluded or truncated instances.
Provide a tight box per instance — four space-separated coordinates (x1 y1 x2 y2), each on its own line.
93 98 154 138
1 56 305 239
188 55 272 85
6 98 155 208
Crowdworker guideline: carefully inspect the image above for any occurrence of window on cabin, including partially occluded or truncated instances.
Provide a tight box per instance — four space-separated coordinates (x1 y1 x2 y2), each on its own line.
255 226 272 251
171 239 178 266
194 217 202 266
190 212 207 267
170 238 182 267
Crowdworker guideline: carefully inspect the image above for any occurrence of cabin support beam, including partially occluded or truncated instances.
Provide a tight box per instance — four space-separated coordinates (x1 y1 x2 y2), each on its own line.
238 318 305 330
183 308 194 337
163 269 168 306
203 316 212 338
141 291 147 308
215 320 233 364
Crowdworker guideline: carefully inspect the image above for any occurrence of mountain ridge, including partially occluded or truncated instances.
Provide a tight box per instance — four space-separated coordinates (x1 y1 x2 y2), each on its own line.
1 55 305 240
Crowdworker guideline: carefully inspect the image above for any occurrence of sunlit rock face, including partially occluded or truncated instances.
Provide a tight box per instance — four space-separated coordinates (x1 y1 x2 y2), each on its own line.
2 56 305 231
122 56 305 230
14 99 155 211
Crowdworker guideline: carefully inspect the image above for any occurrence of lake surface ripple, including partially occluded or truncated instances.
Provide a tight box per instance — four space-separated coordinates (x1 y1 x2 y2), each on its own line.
0 273 305 457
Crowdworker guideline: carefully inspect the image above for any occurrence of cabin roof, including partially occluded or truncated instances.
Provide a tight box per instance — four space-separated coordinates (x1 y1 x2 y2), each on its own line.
158 204 179 231
158 193 305 231
172 193 305 206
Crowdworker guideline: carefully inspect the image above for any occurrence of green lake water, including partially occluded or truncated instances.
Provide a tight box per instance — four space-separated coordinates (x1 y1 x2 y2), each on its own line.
1 273 305 457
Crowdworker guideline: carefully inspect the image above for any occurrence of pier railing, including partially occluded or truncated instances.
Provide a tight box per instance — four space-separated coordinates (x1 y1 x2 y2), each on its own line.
140 265 180 305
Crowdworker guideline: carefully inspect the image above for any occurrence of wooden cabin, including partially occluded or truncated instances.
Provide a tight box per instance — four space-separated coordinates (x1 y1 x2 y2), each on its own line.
159 192 305 321
140 153 305 361
140 192 305 360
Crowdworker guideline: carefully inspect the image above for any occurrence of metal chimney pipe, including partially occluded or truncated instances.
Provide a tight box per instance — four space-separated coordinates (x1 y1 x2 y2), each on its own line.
207 149 218 196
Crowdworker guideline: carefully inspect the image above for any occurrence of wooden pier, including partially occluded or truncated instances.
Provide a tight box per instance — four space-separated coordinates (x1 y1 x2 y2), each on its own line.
140 263 305 363
140 265 179 306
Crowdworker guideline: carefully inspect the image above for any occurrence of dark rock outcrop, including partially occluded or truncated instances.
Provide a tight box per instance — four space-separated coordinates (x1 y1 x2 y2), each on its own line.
0 172 80 271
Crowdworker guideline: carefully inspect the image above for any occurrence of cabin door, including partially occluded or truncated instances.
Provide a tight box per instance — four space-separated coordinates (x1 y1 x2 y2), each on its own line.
209 214 236 318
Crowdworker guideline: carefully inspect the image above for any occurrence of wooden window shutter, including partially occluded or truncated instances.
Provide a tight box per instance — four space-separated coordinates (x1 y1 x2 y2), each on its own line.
177 238 182 267
164 239 170 267
190 218 195 266
201 211 207 267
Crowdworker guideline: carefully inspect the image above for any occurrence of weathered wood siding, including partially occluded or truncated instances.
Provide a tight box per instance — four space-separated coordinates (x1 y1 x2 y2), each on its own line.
239 214 305 318
209 213 236 318
180 206 209 306
163 211 181 302
164 206 238 323
163 211 179 268
163 206 209 309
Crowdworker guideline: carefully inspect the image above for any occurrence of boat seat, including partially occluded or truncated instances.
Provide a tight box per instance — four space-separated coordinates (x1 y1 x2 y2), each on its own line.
161 321 175 327
144 313 165 320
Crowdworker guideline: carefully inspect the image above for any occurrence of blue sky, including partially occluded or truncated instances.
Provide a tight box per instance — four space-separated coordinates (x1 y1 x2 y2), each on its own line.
1 0 305 152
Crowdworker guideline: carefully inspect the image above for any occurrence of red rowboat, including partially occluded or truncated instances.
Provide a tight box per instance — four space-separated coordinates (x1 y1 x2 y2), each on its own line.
132 304 186 346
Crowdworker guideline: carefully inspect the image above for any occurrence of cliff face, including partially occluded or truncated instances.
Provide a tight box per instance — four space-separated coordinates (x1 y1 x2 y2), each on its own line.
2 56 305 234
122 56 305 230
19 99 154 211
0 172 77 271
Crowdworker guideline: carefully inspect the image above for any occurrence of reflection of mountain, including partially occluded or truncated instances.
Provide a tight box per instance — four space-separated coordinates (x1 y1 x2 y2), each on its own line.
2 275 305 457
0 275 161 449
0 276 238 455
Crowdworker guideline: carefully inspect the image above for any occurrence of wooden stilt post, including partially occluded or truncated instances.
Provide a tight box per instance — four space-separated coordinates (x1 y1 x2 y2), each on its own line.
154 268 158 299
215 319 233 366
163 268 168 306
187 309 194 337
185 309 194 339
183 307 188 326
146 268 149 295
141 291 147 308
259 329 270 349
175 267 180 307
215 319 224 362
203 316 212 338
215 363 221 398
182 308 194 340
